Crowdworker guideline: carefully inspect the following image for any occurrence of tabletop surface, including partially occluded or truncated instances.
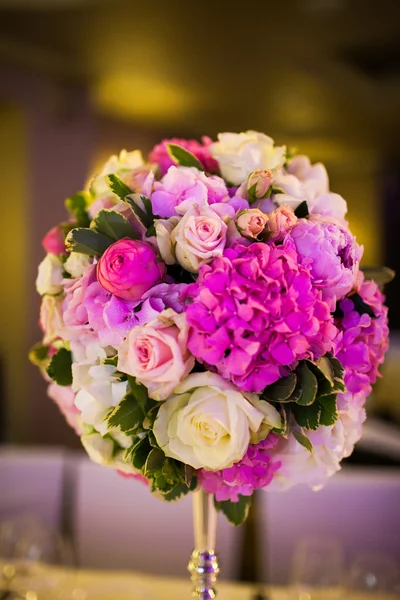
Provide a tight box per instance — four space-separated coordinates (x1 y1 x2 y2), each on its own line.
35 567 397 600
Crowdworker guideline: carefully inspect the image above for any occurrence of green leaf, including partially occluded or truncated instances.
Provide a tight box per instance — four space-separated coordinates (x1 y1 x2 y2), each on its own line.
326 354 345 393
65 228 112 256
307 358 334 397
292 430 313 453
161 478 197 502
184 464 195 487
127 376 149 412
65 191 91 227
106 174 133 200
271 186 285 195
262 372 297 403
166 143 204 171
215 495 252 526
103 355 118 367
46 348 72 386
128 435 151 470
108 394 144 434
319 394 339 426
144 448 166 476
145 223 156 238
28 342 50 368
90 209 138 241
294 201 309 219
291 394 339 430
296 362 318 406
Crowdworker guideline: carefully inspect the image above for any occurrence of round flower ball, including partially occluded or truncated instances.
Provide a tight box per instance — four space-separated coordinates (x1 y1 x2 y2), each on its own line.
97 239 166 301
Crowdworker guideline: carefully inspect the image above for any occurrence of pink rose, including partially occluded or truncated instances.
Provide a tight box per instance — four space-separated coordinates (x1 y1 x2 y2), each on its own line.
155 203 228 273
42 226 65 254
118 309 195 400
237 209 268 239
97 239 166 301
267 204 298 242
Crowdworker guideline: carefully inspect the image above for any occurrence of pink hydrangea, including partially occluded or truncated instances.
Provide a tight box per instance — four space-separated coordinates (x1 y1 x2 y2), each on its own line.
149 137 219 175
198 436 281 501
334 275 389 396
185 240 338 393
289 218 363 309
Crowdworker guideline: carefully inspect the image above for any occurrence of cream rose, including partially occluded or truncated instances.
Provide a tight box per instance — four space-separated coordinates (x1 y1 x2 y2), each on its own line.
64 252 92 278
210 131 286 186
90 149 144 198
36 253 64 296
117 309 195 401
237 208 268 239
40 295 64 344
156 203 227 273
153 372 266 471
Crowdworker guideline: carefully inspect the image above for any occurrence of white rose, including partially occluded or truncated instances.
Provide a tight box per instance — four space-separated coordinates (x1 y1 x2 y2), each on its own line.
74 364 127 434
81 432 140 475
40 295 64 344
64 253 92 278
153 371 265 471
266 422 345 492
156 203 227 273
154 216 180 264
210 131 286 186
90 149 144 197
36 254 64 296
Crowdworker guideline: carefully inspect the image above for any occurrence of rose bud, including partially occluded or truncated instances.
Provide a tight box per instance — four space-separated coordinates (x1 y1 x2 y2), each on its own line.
247 169 273 202
267 204 298 242
237 209 269 239
42 225 65 255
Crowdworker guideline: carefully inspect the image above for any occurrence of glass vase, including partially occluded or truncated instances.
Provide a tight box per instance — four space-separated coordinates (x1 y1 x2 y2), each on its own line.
187 489 220 599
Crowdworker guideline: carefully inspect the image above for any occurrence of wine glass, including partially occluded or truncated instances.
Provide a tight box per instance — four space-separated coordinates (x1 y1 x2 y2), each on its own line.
290 537 344 599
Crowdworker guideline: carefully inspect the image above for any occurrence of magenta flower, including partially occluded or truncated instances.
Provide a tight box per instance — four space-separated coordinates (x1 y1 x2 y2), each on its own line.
185 240 338 393
333 275 389 396
149 137 219 175
198 435 281 501
97 239 166 301
290 218 363 309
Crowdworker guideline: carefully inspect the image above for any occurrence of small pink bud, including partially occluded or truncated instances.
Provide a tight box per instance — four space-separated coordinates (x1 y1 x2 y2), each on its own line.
247 169 273 201
42 226 65 255
237 209 269 239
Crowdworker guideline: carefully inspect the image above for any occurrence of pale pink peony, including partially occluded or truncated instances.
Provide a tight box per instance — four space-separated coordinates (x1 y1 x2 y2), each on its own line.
117 309 195 400
267 204 298 242
97 239 165 301
42 226 65 255
290 218 363 309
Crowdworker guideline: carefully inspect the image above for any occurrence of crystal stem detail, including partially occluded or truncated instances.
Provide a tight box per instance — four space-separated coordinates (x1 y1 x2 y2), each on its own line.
188 489 220 599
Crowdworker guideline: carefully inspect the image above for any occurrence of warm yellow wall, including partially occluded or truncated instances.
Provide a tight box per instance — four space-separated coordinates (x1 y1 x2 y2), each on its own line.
0 103 28 441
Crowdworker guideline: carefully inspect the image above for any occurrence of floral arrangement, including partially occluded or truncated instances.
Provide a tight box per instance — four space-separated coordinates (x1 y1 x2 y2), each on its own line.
30 131 390 524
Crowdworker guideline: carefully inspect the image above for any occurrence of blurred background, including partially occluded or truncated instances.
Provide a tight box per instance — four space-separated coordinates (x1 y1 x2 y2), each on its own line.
0 0 399 591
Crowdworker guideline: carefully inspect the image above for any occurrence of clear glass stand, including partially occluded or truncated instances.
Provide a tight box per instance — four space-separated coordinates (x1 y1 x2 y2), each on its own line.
187 489 220 599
